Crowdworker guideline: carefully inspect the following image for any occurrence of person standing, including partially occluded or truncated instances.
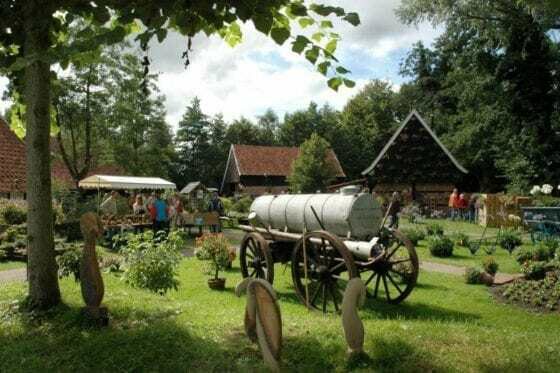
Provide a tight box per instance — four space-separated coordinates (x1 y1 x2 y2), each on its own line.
458 193 468 220
100 190 119 216
207 192 224 233
388 191 401 229
153 192 169 233
448 188 460 220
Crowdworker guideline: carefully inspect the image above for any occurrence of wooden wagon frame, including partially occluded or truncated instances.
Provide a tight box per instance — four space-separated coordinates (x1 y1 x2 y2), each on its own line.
238 221 419 313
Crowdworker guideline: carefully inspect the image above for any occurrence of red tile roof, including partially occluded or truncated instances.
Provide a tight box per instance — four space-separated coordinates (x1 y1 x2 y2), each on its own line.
0 116 126 192
0 117 27 193
232 144 346 177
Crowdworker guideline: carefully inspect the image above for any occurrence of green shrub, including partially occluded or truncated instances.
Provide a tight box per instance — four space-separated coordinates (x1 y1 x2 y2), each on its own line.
221 197 233 214
231 195 253 214
482 245 496 255
483 256 499 275
401 228 425 245
0 200 27 225
515 244 555 265
498 230 523 254
467 241 480 256
427 235 454 257
521 261 548 280
1 227 18 242
425 223 444 236
122 230 183 295
465 267 482 284
455 232 470 247
56 247 81 282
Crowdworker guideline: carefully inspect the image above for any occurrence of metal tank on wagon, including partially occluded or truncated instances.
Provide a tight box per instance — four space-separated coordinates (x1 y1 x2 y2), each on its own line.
238 186 419 313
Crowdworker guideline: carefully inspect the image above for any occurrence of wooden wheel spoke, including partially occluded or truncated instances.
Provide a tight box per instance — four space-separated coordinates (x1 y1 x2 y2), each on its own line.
386 243 403 260
329 283 339 312
389 268 410 280
374 274 381 298
310 284 322 306
249 269 256 277
382 274 391 301
328 261 346 274
386 272 403 294
364 272 377 286
322 284 327 313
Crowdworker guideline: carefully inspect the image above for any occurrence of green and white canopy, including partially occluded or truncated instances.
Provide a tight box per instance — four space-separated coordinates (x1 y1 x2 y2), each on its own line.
78 175 176 190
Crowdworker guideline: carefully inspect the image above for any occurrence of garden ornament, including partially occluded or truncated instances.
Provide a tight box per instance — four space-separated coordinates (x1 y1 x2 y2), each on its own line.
236 278 282 372
79 212 108 325
341 278 366 355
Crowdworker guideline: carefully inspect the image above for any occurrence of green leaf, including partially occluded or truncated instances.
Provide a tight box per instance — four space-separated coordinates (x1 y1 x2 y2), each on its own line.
327 77 343 91
310 4 345 17
253 13 273 34
325 39 337 54
320 20 333 29
343 12 361 26
311 31 324 43
289 2 308 16
270 26 290 45
292 35 310 54
336 66 350 74
305 46 320 64
317 61 330 76
156 29 167 43
223 22 242 47
298 17 315 28
343 79 356 88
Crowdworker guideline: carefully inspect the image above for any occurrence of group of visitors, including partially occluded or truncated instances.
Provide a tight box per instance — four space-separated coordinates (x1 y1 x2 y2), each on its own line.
448 188 479 222
100 190 224 234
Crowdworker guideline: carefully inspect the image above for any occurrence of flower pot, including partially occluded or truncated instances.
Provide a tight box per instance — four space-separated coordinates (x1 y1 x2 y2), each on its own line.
208 278 226 290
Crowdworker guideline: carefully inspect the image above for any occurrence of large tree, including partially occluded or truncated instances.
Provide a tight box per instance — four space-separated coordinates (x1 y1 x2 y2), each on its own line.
397 0 560 192
287 133 336 193
0 1 359 309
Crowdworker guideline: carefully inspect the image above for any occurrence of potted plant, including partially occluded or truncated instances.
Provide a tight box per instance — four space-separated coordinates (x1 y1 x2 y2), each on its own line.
195 234 232 290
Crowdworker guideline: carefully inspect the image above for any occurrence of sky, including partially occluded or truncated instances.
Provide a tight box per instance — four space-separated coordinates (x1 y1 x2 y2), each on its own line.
0 0 441 130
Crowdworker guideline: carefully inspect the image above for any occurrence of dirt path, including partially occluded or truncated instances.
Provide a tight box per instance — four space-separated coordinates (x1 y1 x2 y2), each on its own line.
0 258 521 285
0 268 26 284
421 260 522 284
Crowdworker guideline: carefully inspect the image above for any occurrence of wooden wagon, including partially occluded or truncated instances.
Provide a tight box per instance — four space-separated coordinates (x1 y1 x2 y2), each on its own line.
237 188 419 313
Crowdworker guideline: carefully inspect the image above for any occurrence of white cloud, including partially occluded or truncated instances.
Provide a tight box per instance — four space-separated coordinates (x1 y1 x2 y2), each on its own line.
0 0 440 128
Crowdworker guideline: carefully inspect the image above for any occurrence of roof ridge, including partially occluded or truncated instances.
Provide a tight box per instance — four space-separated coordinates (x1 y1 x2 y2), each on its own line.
361 110 468 176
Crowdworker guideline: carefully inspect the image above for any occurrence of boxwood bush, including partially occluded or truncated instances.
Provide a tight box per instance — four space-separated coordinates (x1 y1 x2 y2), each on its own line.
427 235 454 257
400 228 425 246
483 256 499 275
425 223 444 236
498 230 523 254
465 267 482 284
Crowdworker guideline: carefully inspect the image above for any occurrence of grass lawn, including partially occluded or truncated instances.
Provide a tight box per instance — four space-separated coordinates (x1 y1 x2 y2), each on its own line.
400 219 529 274
1 256 559 372
0 261 25 271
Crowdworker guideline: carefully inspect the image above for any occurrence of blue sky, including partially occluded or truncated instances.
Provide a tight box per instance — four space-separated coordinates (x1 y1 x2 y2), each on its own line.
0 0 441 129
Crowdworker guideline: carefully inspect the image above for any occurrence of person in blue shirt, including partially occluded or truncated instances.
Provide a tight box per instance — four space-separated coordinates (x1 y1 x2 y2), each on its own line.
153 192 169 233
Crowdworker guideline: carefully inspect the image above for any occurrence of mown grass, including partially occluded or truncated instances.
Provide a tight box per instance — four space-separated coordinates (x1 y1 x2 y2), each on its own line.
0 261 25 271
400 219 529 273
1 256 559 372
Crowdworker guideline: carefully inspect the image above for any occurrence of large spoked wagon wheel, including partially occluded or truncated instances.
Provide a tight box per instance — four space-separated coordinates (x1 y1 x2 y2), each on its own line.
240 232 274 284
360 229 419 304
291 231 358 313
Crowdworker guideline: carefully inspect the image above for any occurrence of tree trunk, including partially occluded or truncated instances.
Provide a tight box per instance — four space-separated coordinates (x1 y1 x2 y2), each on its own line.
23 1 60 309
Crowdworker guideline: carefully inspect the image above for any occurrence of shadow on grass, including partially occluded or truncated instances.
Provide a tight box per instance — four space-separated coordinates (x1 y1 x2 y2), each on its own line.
0 302 259 372
360 298 479 323
365 336 445 372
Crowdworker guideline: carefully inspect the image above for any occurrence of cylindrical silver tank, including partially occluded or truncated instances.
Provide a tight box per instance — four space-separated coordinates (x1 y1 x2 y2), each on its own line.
250 186 383 240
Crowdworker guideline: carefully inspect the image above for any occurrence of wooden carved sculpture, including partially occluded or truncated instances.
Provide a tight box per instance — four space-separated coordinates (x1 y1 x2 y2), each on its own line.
341 278 366 355
236 278 282 372
79 212 107 325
